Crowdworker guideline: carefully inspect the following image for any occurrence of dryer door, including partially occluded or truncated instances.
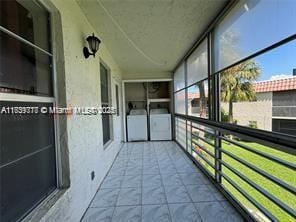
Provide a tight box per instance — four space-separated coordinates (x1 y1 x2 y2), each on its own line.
127 115 148 141
150 114 172 140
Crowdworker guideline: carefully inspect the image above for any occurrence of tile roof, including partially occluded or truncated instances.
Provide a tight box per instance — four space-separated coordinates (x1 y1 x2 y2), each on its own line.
186 76 296 99
187 92 208 100
255 76 296 93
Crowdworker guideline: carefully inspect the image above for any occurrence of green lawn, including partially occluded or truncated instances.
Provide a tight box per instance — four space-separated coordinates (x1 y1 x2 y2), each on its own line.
192 137 296 222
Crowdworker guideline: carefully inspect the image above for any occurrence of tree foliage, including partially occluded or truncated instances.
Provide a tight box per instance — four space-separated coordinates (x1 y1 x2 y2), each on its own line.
220 60 261 123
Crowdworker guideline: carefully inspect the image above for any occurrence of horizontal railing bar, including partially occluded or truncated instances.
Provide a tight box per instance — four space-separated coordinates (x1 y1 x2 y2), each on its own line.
218 170 278 221
175 115 187 121
176 113 296 220
221 136 296 170
221 148 296 195
192 133 216 147
176 133 186 137
192 124 216 136
219 159 296 218
175 113 296 154
176 128 187 132
191 148 215 169
192 140 215 159
177 140 260 222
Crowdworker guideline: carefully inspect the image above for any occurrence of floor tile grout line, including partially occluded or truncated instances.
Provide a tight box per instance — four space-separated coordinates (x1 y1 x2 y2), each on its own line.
165 141 204 221
80 142 126 222
110 143 133 221
140 142 145 221
154 142 173 222
88 199 225 209
83 141 241 221
172 142 240 221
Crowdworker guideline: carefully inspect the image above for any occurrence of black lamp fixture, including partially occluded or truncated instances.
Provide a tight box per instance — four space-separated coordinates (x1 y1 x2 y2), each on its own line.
83 33 101 58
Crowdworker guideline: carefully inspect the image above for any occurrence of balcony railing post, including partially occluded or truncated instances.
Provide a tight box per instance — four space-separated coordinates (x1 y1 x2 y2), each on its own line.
190 121 193 155
185 120 188 152
215 130 222 183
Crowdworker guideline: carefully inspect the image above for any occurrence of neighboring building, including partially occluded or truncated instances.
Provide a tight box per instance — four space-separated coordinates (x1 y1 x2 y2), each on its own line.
257 76 296 136
187 91 209 117
220 76 296 135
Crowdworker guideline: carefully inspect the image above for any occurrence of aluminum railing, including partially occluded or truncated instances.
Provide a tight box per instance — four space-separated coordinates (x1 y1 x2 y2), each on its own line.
174 113 296 222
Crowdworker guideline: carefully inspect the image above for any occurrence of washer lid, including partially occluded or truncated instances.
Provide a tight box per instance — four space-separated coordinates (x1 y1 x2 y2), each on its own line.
150 108 168 114
130 109 147 115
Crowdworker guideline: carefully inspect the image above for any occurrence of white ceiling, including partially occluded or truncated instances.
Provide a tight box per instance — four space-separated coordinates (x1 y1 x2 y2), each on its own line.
77 0 227 76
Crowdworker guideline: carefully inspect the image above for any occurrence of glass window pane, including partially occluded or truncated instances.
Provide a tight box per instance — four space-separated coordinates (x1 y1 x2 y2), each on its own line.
0 0 51 52
100 63 112 145
102 108 111 144
220 39 296 137
187 79 209 118
214 0 296 72
174 63 185 91
0 101 56 222
174 89 186 114
272 119 296 136
187 38 208 86
0 31 53 96
100 63 109 104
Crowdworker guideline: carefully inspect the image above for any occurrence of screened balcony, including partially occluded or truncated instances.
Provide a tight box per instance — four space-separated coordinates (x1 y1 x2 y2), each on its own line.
1 0 295 222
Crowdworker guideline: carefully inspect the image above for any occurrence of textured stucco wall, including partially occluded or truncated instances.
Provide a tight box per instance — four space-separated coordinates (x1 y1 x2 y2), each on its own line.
221 92 272 131
38 1 123 221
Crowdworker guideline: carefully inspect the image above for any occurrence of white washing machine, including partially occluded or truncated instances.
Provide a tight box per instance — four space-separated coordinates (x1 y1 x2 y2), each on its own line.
149 108 172 141
127 109 148 141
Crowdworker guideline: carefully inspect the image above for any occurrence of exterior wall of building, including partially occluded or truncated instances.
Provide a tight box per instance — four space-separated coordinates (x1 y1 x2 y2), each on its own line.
221 92 273 131
36 1 123 221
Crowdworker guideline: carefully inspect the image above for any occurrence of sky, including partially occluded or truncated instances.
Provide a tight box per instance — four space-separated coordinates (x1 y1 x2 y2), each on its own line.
184 0 296 90
255 40 296 81
221 0 296 81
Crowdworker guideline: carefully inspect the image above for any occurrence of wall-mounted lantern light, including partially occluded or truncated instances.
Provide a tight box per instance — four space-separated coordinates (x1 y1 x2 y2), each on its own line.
83 33 101 58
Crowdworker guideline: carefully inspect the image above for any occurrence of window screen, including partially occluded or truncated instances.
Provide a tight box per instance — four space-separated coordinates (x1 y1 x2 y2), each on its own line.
187 79 209 118
174 89 186 114
187 38 208 86
0 31 52 96
174 63 185 92
0 102 56 222
0 1 56 221
214 0 296 72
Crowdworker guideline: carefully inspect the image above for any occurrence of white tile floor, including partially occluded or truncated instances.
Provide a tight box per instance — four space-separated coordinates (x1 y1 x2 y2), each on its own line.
81 141 243 222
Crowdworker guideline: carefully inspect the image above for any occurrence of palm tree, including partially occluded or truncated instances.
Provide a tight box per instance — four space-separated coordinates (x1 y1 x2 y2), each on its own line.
220 60 261 123
197 80 207 118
